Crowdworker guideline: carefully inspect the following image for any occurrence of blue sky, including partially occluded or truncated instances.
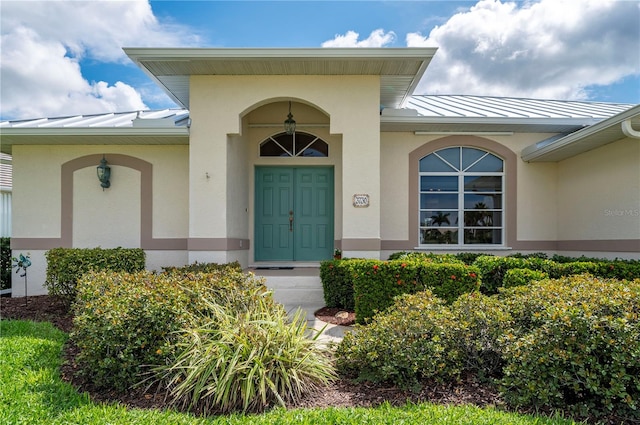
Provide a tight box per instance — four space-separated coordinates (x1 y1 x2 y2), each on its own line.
1 0 639 120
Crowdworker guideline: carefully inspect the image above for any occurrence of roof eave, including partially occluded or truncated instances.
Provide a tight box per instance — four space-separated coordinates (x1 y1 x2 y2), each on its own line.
522 105 640 162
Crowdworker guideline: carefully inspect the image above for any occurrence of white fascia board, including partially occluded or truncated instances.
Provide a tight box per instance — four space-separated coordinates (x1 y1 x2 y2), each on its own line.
521 104 640 162
380 115 596 127
124 47 438 61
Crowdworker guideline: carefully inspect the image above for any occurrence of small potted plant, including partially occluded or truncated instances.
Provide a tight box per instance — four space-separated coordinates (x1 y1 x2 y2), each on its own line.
333 248 342 260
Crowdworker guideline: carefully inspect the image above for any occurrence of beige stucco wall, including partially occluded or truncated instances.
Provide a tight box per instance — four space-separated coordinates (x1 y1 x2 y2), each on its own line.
557 137 640 240
189 75 380 259
10 144 189 295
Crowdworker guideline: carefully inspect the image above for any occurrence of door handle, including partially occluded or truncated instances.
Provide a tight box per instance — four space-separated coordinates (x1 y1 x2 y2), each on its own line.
289 210 294 232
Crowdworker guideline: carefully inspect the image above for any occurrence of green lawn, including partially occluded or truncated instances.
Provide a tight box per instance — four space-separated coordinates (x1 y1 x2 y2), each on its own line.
0 320 578 425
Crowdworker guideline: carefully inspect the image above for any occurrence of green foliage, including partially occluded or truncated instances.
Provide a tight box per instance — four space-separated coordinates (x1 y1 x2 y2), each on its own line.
473 255 640 294
0 237 10 290
1 319 581 425
472 255 557 294
71 268 270 391
336 290 462 390
499 275 640 421
320 259 354 310
449 293 512 380
162 261 242 274
155 295 336 414
350 259 480 324
45 247 146 304
386 251 465 264
502 268 548 289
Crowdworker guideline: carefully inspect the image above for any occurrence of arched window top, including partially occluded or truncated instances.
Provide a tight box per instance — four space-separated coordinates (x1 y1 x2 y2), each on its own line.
420 147 503 173
260 132 328 157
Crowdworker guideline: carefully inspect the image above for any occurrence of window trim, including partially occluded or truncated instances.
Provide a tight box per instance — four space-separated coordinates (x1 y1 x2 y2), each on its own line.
408 136 517 250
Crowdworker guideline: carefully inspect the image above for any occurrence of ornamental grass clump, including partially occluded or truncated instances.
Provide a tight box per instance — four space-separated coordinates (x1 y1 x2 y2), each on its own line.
154 293 336 414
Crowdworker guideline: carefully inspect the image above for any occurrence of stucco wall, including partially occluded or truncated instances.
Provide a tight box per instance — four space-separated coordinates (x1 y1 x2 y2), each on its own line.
189 74 380 258
557 137 640 241
10 144 189 295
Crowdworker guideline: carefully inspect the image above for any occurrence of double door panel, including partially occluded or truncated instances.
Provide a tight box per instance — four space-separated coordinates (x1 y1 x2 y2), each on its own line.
255 167 333 261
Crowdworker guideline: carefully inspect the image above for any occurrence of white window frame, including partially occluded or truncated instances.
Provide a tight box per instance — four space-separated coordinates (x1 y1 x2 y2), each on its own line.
418 147 504 247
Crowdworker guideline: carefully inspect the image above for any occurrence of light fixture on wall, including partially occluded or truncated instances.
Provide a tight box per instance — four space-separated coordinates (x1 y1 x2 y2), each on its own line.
96 155 111 189
284 101 296 135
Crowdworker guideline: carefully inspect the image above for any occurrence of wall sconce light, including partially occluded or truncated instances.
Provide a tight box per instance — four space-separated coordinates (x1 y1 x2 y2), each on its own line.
96 155 111 189
284 101 296 135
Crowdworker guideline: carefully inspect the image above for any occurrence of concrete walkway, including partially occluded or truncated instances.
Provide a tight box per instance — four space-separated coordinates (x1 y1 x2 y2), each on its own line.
250 267 351 345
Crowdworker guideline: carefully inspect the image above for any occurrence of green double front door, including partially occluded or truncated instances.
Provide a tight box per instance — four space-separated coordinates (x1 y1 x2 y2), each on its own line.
255 166 334 262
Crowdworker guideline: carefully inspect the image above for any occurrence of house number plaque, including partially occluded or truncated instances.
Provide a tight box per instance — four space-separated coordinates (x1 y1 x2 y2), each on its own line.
352 194 370 208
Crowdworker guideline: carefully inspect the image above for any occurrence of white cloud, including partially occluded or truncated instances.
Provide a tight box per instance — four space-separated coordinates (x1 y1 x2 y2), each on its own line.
322 29 396 47
0 0 200 120
407 0 640 100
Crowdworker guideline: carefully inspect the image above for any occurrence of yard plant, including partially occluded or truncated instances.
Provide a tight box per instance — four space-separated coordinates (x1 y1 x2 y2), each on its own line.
336 274 640 423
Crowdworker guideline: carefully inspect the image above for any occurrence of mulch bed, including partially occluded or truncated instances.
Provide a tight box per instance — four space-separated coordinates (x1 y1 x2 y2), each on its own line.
1 295 504 412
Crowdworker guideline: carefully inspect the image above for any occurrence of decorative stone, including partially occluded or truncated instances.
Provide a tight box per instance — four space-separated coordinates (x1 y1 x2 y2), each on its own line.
335 311 350 319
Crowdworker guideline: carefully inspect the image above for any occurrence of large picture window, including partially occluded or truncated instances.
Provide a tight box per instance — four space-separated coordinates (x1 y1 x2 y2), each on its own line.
419 147 503 245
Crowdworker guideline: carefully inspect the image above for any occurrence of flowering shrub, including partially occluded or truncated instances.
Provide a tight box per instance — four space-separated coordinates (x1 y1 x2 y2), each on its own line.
350 259 480 324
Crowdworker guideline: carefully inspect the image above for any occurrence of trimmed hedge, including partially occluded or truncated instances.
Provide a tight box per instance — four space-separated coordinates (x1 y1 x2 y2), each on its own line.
319 259 354 310
472 255 640 294
349 259 480 324
45 247 146 304
502 268 548 289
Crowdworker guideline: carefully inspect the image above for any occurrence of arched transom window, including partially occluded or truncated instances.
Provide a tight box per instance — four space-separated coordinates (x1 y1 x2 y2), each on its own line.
419 147 504 245
260 132 328 157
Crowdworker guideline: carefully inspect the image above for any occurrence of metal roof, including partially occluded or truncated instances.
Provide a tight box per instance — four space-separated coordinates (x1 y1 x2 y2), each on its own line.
124 48 437 110
1 96 637 159
406 95 632 119
0 109 190 154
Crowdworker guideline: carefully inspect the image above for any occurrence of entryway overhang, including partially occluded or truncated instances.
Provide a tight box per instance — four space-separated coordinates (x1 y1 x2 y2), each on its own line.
124 47 437 110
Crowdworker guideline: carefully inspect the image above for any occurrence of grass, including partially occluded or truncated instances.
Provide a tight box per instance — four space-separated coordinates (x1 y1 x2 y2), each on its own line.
0 319 579 425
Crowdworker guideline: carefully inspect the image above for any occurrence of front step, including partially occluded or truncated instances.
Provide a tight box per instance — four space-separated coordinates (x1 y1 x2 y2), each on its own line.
250 268 325 319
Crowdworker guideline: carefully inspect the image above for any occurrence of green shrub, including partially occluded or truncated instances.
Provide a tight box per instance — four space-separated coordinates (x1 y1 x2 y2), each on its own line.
155 295 336 414
386 251 465 264
351 259 480 324
161 261 242 274
449 293 512 380
499 275 640 421
336 290 461 390
473 255 558 294
45 247 146 304
502 268 548 289
72 268 270 391
320 259 354 310
0 237 10 290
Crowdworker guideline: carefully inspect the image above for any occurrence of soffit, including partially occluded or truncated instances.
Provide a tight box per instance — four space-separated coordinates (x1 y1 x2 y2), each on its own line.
124 48 437 109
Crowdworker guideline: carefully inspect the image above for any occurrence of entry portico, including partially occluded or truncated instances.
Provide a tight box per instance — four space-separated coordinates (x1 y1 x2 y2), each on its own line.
123 48 437 265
